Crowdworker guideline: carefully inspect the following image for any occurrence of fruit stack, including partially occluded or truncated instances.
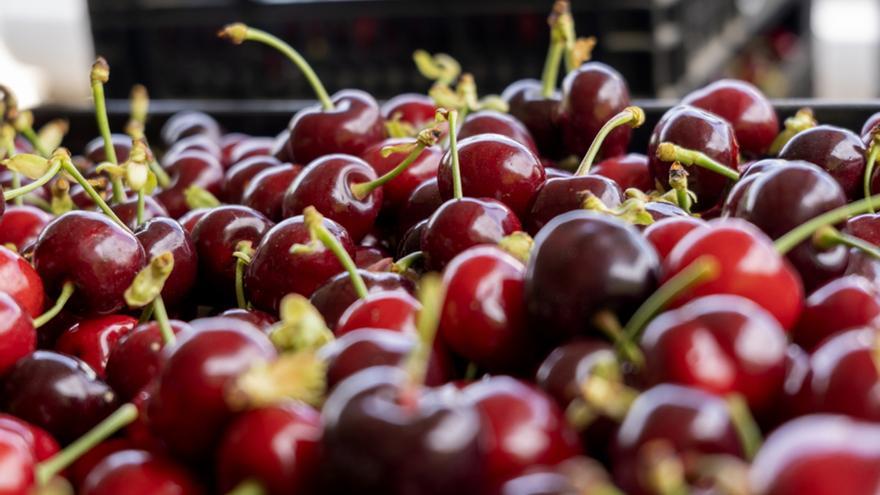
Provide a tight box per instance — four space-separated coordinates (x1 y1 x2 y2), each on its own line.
0 2 879 494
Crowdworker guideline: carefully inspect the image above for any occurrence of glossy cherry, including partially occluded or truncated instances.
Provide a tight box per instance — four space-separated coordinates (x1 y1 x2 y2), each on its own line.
503 78 565 159
221 133 251 166
643 216 708 260
0 429 35 494
310 269 415 330
84 134 132 164
110 196 169 231
0 205 52 250
105 320 191 402
526 174 623 235
55 314 137 379
591 153 653 192
177 208 208 234
458 110 539 156
228 136 275 164
845 213 880 245
242 163 302 222
160 110 221 146
0 413 59 463
134 217 198 307
155 149 225 218
0 293 35 376
222 155 281 203
399 177 443 232
793 275 880 351
779 125 866 199
80 449 204 495
219 308 277 333
360 138 442 212
336 290 419 336
381 93 436 128
0 245 44 318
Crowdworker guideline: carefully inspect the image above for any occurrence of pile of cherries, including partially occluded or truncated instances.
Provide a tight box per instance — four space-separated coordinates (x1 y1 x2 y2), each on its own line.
2 2 880 494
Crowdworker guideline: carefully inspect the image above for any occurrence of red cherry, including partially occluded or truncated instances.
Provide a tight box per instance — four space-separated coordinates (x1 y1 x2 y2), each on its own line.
222 155 281 203
336 290 419 336
526 175 622 235
0 414 58 462
177 208 208 234
218 308 277 333
398 178 443 233
228 136 275 165
67 438 132 489
354 245 387 268
81 449 204 495
84 134 132 164
55 314 137 379
241 163 302 222
591 153 653 192
643 216 708 261
793 275 880 351
0 245 44 318
160 111 221 146
105 320 191 402
381 93 436 128
360 138 441 212
0 293 35 376
134 217 198 307
845 213 880 245
310 270 414 330
110 196 169 231
779 125 866 199
155 150 224 218
0 429 35 495
162 135 222 166
503 79 565 159
221 133 250 166
0 205 52 250
458 110 538 156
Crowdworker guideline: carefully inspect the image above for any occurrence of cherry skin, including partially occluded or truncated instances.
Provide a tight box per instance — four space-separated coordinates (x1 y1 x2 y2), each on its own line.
147 317 277 462
0 429 35 495
221 133 251 166
681 79 778 157
458 110 539 156
1 350 118 444
437 134 545 218
160 110 221 146
793 275 880 351
611 384 744 495
81 449 204 495
0 293 35 376
663 219 804 330
111 196 169 231
228 136 275 164
525 211 659 343
134 217 198 307
397 219 427 258
286 89 386 165
421 197 522 271
155 149 225 218
0 245 44 318
162 135 223 167
177 208 208 234
502 78 565 159
354 245 387 268
591 153 653 192
440 246 532 372
84 134 132 164
336 290 419 336
647 105 739 211
242 163 302 222
245 215 352 311
55 314 137 379
381 93 436 128
360 138 442 212
645 201 690 223
845 213 880 245
33 211 146 316
525 174 623 235
779 125 866 199
0 413 59 462
282 154 381 242
643 216 708 261
720 158 787 217
0 204 53 250
558 62 632 159
219 308 277 333
222 155 281 203
105 320 191 402
399 177 443 233
216 402 322 495
310 270 415 330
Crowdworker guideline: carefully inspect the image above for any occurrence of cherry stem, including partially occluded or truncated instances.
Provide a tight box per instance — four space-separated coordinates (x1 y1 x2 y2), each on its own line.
1 159 62 201
768 108 816 156
135 190 145 226
10 171 22 206
623 256 719 341
393 250 423 273
655 142 740 182
592 310 645 368
149 160 171 188
90 58 126 204
220 24 334 111
668 163 692 214
446 110 463 199
575 106 645 176
540 1 572 96
350 128 440 200
864 140 880 213
33 281 75 328
233 240 254 310
152 295 176 346
34 403 138 486
404 273 443 390
227 479 267 495
59 156 130 232
775 192 880 254
726 394 762 461
18 125 49 158
294 206 368 298
813 225 880 260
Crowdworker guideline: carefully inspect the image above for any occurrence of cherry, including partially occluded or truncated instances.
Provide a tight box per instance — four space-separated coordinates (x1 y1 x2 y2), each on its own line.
134 217 198 307
354 245 387 268
110 195 169 231
227 136 275 164
648 105 739 211
221 133 251 166
68 438 133 489
558 62 632 159
160 110 221 146
611 384 743 495
155 150 224 218
792 275 880 351
336 290 419 336
643 216 708 260
421 197 521 270
0 429 34 494
0 205 52 250
0 245 44 318
221 155 281 203
845 213 880 244
147 316 277 462
381 93 436 129
310 269 415 329
458 110 539 156
80 449 204 495
0 414 59 463
719 158 786 216
218 308 277 333
245 215 352 311
216 402 322 494
2 350 118 444
681 79 778 157
33 211 146 316
105 320 191 402
177 208 208 234
591 153 653 192
399 177 443 232
525 211 659 342
241 163 302 221
84 134 132 164
503 79 565 160
397 219 427 258
0 293 35 376
55 314 136 379
779 125 866 199
663 219 803 329
526 174 622 235
360 138 441 212
162 135 222 166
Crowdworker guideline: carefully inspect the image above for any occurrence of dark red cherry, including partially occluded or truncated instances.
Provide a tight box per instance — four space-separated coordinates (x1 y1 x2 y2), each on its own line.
0 205 52 250
228 136 275 165
68 438 133 489
221 133 250 166
611 384 743 495
0 245 44 318
502 79 565 159
162 135 222 167
360 138 442 212
222 155 281 203
440 246 531 372
719 158 787 217
421 197 521 271
245 215 351 311
381 93 436 128
191 205 273 298
218 308 277 333
779 125 866 199
0 293 35 376
81 449 204 495
2 350 118 443
84 134 132 164
682 79 778 157
399 178 443 232
458 110 539 156
241 163 302 222
134 217 198 307
155 150 225 218
55 314 137 379
310 270 415 330
282 154 381 241
643 216 708 260
0 413 59 463
33 211 146 315
160 110 221 146
0 429 34 494
526 174 623 235
148 317 276 461
558 62 631 159
793 275 880 351
286 89 386 165
648 105 739 211
845 213 880 245
105 320 191 402
438 134 545 217
591 153 652 192
525 211 659 343
336 290 418 336
645 201 690 222
354 245 387 268
397 219 427 258
216 402 321 495
110 195 169 231
321 367 484 494
177 208 208 234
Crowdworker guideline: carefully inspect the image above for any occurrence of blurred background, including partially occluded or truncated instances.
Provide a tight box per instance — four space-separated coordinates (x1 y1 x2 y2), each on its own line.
0 0 877 107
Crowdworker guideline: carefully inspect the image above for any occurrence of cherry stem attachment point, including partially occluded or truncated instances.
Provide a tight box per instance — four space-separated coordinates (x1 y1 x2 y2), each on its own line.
726 394 762 461
33 281 75 328
593 309 645 368
813 225 880 260
655 142 740 182
440 109 463 199
775 192 880 254
233 240 254 310
392 250 423 273
16 123 50 158
575 106 645 176
219 23 334 111
864 137 880 212
350 127 441 200
59 154 130 231
90 57 126 204
293 206 368 299
768 107 816 156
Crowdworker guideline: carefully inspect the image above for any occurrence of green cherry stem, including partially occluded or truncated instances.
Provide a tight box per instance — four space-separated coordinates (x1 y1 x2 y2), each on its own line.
404 273 443 390
623 256 720 341
13 112 50 158
136 189 145 227
59 154 129 231
813 225 880 260
90 57 126 204
293 206 368 298
575 106 645 176
219 23 333 111
726 394 762 461
33 281 75 328
655 142 740 181
233 240 255 310
775 193 880 254
592 310 645 368
10 170 22 206
350 127 441 200
668 162 693 214
152 295 176 347
1 159 62 202
864 138 880 212
34 403 139 486
768 108 816 156
539 1 572 97
227 479 268 495
445 109 463 199
392 250 423 273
